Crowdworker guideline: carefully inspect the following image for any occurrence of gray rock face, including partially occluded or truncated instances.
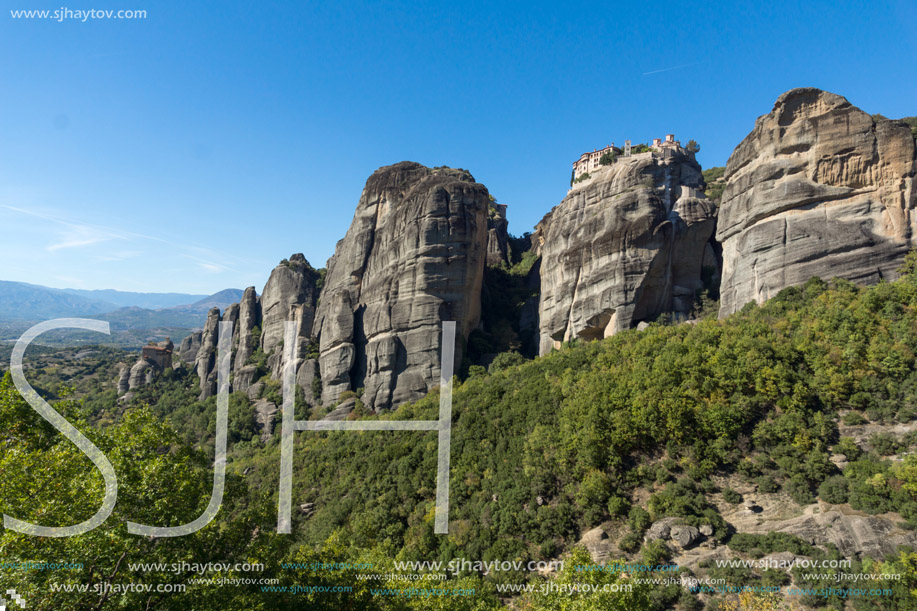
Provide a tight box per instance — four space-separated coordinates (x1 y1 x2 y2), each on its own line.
645 519 674 542
578 526 619 565
222 302 240 351
486 203 509 266
671 524 701 548
234 364 259 393
260 254 320 380
247 381 264 401
313 161 491 411
731 504 917 560
253 398 278 441
117 365 130 395
324 397 356 421
178 332 201 364
128 359 153 391
295 358 319 407
196 308 221 400
534 150 717 354
234 287 260 375
717 88 917 316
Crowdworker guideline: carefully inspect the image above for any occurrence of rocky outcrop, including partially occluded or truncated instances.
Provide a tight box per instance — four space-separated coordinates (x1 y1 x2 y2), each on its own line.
178 332 201 364
118 338 176 399
723 497 917 560
534 149 717 354
179 257 319 400
486 202 509 266
312 161 491 411
128 359 153 391
717 88 917 316
234 364 259 393
117 365 130 395
295 358 320 407
260 255 320 378
222 303 240 351
234 286 260 376
195 308 221 400
253 398 278 441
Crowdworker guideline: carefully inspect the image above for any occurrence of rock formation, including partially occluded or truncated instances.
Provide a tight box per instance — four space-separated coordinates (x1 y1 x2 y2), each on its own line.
129 359 154 391
253 398 278 442
486 202 510 266
717 88 917 316
259 255 320 378
178 332 201 364
195 308 221 400
312 161 491 411
234 364 259 393
117 338 175 400
234 286 260 379
222 302 240 351
534 149 717 355
175 255 321 400
117 365 130 395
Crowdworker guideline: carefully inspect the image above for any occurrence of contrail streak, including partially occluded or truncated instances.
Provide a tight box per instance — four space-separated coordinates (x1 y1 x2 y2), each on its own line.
642 62 699 76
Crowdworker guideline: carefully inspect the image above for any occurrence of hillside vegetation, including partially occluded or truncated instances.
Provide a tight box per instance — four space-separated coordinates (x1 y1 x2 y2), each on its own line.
5 257 917 609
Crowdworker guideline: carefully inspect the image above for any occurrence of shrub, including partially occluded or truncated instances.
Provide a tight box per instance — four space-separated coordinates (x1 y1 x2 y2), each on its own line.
728 532 814 557
834 437 862 460
755 475 778 493
818 475 850 504
641 539 671 566
785 475 815 505
628 507 651 533
722 488 743 504
618 531 643 553
489 351 527 373
648 479 708 519
870 433 902 456
842 411 869 426
576 469 613 525
759 569 792 587
607 495 631 518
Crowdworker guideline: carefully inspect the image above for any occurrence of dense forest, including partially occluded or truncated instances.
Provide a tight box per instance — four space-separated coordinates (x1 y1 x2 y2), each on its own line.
4 256 917 609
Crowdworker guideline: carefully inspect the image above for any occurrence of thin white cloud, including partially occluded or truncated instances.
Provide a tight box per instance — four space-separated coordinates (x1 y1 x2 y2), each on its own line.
47 236 108 252
642 62 699 76
0 202 267 291
198 262 227 273
0 204 163 245
92 250 143 262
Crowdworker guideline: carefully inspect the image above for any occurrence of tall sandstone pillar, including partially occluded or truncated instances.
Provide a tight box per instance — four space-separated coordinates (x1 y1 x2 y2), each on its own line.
312 161 491 411
717 88 917 316
535 149 717 355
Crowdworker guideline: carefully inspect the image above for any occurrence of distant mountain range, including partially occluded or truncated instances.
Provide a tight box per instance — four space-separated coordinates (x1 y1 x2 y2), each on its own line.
96 289 245 331
0 281 119 320
58 287 209 310
0 281 243 336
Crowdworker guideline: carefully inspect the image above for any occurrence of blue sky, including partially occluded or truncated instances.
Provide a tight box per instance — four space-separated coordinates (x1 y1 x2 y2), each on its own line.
1 0 915 294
